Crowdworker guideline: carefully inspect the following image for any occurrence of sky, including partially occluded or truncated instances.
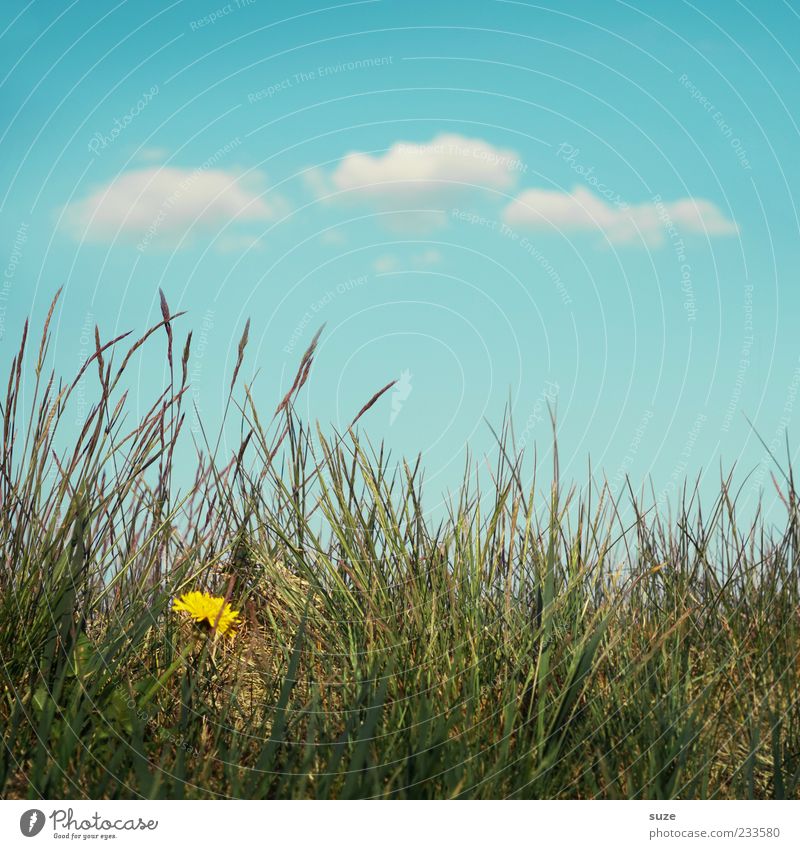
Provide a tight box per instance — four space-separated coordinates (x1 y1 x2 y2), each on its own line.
1 0 800 521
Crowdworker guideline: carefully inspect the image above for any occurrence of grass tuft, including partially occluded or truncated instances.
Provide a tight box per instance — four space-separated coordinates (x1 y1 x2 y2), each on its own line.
1 296 798 799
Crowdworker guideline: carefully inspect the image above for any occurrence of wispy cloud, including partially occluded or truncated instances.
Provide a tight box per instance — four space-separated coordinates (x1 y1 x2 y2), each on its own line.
372 254 400 273
503 185 737 246
313 134 736 246
371 248 442 274
412 248 442 266
61 166 283 248
319 227 347 245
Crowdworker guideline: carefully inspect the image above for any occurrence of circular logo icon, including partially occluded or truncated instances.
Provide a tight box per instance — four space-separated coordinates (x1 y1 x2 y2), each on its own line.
19 810 45 837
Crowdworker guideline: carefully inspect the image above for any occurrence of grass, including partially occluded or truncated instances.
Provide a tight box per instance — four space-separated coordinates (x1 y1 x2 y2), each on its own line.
1 290 798 800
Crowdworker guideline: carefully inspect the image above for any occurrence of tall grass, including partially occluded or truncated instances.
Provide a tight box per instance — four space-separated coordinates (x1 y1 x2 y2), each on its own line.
1 291 798 799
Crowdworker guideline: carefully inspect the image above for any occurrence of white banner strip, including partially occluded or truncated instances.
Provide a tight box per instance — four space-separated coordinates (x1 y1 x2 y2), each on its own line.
1 799 798 848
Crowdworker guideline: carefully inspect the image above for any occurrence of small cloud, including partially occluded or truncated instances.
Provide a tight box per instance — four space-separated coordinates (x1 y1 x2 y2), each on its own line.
372 249 441 273
320 227 347 245
136 147 169 163
412 248 442 266
61 166 282 248
503 185 737 246
373 254 400 273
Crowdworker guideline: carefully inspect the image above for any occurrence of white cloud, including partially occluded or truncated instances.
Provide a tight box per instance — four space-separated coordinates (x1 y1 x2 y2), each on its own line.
329 133 524 199
503 185 737 245
314 134 525 232
659 197 738 237
62 166 281 247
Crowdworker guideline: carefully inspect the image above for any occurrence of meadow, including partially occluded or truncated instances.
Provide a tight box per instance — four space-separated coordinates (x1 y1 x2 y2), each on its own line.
1 291 798 800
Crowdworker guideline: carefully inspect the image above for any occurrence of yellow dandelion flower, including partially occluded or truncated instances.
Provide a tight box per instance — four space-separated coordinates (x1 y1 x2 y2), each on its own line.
172 591 240 637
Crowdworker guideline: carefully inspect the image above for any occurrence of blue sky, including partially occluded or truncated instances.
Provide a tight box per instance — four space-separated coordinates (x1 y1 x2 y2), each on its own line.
2 0 800 519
